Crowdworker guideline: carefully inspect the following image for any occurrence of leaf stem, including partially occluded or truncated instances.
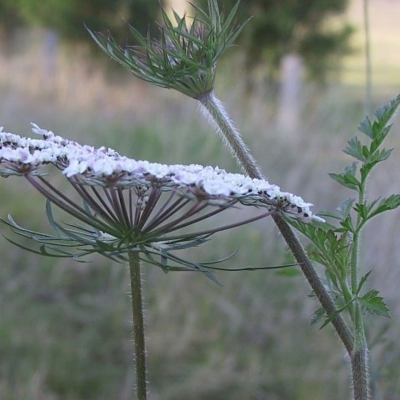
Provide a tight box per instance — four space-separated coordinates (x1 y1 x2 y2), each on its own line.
128 251 148 400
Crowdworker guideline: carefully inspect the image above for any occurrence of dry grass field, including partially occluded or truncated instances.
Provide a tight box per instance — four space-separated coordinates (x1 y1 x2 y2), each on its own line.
0 1 400 399
342 0 400 87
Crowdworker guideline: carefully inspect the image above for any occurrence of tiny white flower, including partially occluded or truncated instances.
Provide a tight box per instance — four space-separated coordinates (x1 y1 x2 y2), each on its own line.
31 123 55 138
63 159 89 177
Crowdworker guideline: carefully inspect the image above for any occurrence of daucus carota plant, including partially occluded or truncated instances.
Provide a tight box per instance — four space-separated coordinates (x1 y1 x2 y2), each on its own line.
0 123 321 400
290 95 400 399
88 0 400 398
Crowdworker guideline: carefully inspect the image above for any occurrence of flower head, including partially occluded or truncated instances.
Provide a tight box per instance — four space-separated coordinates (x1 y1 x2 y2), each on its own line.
1 124 323 221
88 0 245 99
0 124 323 279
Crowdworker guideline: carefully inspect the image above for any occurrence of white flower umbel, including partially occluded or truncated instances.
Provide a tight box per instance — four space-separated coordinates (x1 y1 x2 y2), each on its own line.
0 124 323 222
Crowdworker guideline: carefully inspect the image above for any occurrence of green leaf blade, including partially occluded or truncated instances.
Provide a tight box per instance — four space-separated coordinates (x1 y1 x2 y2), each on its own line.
358 290 391 318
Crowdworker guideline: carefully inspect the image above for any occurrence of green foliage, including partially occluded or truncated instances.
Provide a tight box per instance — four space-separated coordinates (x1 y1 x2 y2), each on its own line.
358 289 390 318
198 0 353 85
291 94 400 328
2 0 164 46
0 0 24 49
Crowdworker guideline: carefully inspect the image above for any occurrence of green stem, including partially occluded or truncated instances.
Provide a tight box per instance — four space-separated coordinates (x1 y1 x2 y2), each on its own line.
128 251 147 400
348 183 370 399
351 309 370 400
351 349 370 400
340 278 355 319
273 214 354 354
198 90 354 355
198 91 264 179
351 179 366 295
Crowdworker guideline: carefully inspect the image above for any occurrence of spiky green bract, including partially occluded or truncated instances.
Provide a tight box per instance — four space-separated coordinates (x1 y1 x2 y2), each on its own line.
88 0 246 98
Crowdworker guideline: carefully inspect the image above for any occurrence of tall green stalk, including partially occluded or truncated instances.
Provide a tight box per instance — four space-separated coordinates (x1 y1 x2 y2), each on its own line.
128 252 147 400
349 179 370 399
198 90 354 355
199 89 386 399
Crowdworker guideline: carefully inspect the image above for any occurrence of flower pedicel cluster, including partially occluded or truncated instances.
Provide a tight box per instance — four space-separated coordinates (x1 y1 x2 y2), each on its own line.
0 124 323 275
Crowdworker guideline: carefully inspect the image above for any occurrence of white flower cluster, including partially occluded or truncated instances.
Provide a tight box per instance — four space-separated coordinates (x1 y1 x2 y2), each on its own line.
0 124 324 222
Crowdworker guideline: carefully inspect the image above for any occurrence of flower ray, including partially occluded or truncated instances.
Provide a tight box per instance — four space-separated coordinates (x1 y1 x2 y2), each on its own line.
70 180 121 227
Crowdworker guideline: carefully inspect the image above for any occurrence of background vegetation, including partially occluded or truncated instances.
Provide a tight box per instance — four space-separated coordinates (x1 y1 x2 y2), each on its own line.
0 0 400 399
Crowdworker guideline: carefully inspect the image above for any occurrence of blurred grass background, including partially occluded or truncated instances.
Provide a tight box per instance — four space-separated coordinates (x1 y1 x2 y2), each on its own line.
1 1 400 399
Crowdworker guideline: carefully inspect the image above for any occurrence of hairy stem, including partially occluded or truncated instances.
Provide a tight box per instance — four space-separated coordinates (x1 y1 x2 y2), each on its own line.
351 311 370 400
273 214 354 354
198 90 354 355
348 179 370 399
128 251 147 400
198 91 264 178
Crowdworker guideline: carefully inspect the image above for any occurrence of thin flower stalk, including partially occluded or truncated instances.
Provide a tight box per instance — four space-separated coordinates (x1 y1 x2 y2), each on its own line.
198 91 264 178
203 93 357 381
198 88 354 354
129 251 147 400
